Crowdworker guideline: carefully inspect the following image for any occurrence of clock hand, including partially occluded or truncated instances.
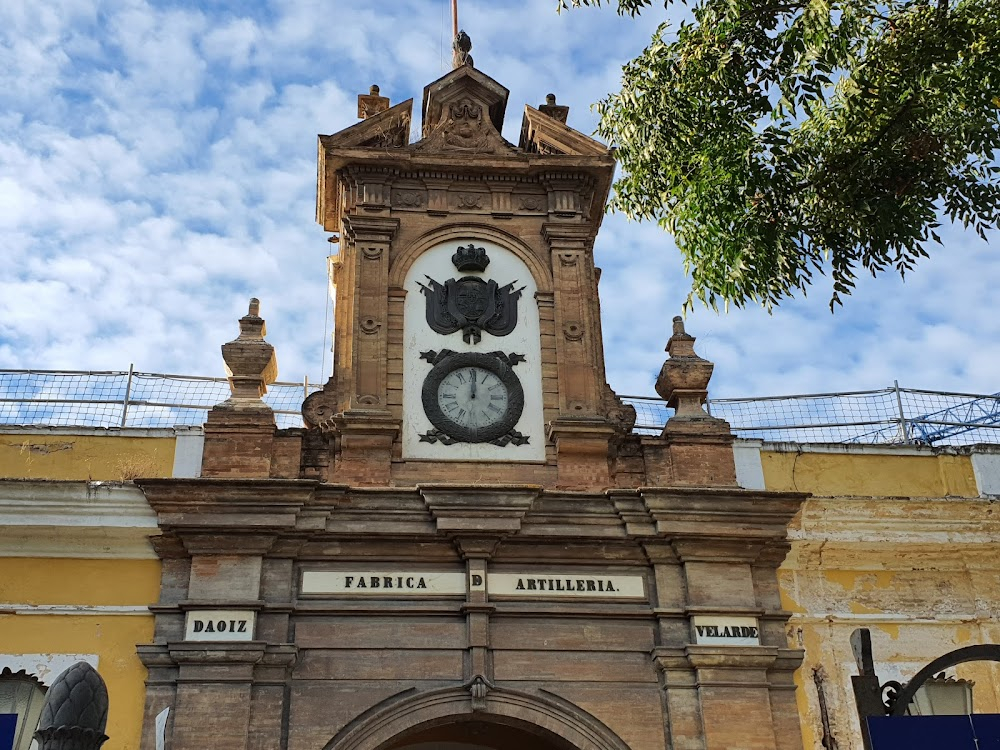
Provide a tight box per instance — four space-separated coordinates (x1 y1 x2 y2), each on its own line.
470 368 477 399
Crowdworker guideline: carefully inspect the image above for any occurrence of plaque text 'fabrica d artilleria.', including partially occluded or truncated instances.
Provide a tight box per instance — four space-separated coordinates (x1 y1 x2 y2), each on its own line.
301 570 645 599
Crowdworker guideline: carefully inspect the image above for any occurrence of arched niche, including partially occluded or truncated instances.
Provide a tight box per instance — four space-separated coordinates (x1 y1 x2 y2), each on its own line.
325 685 633 750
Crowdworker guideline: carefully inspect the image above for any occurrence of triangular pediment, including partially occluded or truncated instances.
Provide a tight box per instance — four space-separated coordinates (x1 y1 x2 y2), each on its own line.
518 105 609 156
322 99 414 150
412 66 516 155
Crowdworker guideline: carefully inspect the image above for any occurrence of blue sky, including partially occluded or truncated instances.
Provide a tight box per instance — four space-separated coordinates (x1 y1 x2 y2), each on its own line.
1 0 997 400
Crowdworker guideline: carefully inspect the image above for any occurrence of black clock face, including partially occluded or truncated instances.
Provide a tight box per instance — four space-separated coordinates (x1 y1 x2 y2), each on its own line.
421 352 524 444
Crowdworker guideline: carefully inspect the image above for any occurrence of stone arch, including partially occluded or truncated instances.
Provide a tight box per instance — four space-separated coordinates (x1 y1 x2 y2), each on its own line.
388 223 553 293
324 684 633 750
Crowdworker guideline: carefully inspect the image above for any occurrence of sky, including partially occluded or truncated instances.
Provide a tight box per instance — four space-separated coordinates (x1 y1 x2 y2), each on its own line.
1 0 997 401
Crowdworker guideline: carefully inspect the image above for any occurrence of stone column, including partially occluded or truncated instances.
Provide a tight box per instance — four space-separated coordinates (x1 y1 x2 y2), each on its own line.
136 479 311 750
421 485 539 686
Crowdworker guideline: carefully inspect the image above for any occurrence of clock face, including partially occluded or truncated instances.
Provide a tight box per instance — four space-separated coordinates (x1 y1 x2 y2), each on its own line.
421 352 525 444
436 366 510 430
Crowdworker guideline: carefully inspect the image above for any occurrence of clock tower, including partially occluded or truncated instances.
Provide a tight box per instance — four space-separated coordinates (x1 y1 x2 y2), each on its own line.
136 42 807 750
306 61 628 489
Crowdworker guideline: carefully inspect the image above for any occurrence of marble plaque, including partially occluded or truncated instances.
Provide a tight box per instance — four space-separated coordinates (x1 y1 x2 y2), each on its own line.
488 572 646 599
301 570 466 596
692 616 761 646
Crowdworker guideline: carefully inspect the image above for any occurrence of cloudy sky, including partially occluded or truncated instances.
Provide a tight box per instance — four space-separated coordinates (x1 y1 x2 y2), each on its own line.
1 0 997 401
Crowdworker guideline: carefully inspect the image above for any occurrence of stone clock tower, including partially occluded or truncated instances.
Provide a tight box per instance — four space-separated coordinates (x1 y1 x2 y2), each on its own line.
135 49 808 750
305 65 626 489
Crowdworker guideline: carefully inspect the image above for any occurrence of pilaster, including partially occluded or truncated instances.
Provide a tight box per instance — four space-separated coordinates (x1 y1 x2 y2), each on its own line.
341 214 399 412
335 214 401 484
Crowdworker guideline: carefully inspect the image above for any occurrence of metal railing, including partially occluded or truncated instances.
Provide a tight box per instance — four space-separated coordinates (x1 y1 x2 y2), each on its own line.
1 368 998 445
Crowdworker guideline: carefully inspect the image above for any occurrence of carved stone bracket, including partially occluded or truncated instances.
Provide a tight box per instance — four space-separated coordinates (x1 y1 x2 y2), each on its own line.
419 485 540 535
464 674 495 712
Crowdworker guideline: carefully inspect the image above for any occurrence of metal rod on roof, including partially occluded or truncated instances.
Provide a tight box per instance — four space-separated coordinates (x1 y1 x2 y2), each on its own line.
121 363 134 428
452 0 458 38
894 379 910 442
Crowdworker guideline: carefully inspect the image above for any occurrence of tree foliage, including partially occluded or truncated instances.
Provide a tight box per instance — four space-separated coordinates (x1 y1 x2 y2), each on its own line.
560 0 1000 309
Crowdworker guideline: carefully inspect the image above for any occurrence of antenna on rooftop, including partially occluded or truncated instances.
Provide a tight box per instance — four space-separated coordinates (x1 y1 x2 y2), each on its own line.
452 0 458 39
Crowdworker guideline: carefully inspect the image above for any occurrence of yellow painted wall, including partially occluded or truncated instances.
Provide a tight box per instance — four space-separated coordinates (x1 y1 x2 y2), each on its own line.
0 434 176 481
760 449 978 497
0 558 160 750
0 558 161 605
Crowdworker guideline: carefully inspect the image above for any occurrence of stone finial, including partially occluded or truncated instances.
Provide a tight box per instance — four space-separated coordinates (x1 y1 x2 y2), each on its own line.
219 297 278 409
452 30 474 68
654 316 715 418
358 84 390 119
539 93 570 124
34 662 109 750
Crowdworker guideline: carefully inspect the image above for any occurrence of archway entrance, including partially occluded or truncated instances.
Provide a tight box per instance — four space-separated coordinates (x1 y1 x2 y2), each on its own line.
323 684 633 750
386 718 578 750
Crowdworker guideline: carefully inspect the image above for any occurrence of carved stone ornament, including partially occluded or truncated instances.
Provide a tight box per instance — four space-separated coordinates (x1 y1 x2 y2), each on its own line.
392 190 425 208
603 383 637 435
418 267 524 344
218 298 278 410
465 674 494 711
357 84 390 120
452 30 474 69
518 195 544 212
301 390 337 431
456 192 485 210
415 95 512 154
655 316 717 419
34 662 109 750
451 244 490 272
418 349 528 447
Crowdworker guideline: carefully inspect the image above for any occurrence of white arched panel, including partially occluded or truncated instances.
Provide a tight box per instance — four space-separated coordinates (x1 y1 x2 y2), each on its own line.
402 239 545 461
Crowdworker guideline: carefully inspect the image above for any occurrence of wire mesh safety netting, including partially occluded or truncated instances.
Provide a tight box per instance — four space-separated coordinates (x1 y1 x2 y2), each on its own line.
2 369 999 445
622 386 1000 446
0 369 321 430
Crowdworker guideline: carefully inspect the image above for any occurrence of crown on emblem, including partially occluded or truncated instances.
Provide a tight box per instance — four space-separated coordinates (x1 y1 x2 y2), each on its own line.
451 244 490 273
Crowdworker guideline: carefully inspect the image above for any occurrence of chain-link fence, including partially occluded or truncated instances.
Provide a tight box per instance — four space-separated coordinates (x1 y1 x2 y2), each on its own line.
623 383 1000 445
2 368 998 445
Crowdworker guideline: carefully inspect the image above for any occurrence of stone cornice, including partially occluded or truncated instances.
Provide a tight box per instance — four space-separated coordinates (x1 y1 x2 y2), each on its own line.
135 478 318 532
639 487 807 541
0 480 155 527
102 480 815 562
0 479 157 558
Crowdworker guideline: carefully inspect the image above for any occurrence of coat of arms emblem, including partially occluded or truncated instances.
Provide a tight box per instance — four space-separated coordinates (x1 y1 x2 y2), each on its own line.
418 245 525 344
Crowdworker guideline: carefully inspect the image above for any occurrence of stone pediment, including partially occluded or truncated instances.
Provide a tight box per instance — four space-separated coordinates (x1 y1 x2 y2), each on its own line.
518 105 609 156
412 66 516 155
322 99 413 150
